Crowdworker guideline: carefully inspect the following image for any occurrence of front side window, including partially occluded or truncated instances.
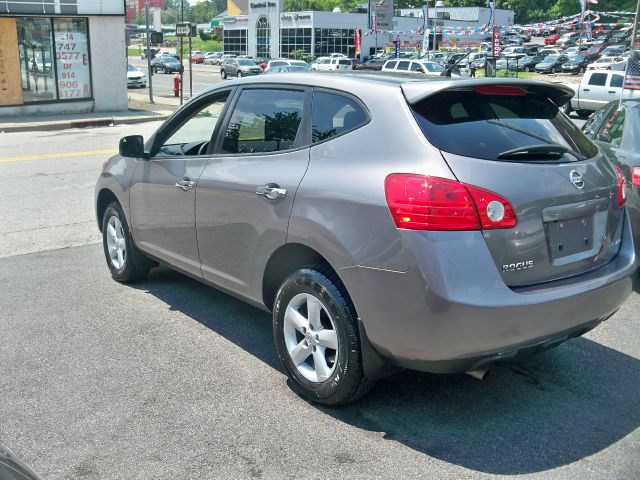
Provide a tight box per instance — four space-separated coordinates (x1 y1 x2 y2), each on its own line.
610 75 624 88
221 89 305 154
157 92 230 156
312 91 368 143
410 62 423 72
583 101 616 139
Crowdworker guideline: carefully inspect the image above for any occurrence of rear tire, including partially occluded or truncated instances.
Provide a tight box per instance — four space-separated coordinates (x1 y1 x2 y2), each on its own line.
237 71 242 78
273 268 374 406
102 202 150 283
563 102 572 115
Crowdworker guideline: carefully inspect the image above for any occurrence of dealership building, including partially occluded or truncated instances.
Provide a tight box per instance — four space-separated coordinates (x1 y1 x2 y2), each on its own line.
222 1 514 59
0 0 127 116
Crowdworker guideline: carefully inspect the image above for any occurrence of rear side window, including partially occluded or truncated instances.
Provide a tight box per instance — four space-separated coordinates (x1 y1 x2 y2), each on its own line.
588 73 607 86
312 91 368 143
397 61 410 71
411 90 598 161
221 89 304 154
610 75 624 88
385 61 397 69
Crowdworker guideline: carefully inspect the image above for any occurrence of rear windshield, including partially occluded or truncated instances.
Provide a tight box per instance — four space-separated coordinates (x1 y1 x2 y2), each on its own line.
411 90 598 161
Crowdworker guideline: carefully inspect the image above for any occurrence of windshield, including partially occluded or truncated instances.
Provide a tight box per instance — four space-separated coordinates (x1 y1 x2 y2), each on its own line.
541 56 559 63
569 56 584 62
238 59 255 66
127 64 136 72
411 90 598 162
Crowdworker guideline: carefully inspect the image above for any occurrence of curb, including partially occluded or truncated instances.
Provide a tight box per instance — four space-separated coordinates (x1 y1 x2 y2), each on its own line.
0 113 171 133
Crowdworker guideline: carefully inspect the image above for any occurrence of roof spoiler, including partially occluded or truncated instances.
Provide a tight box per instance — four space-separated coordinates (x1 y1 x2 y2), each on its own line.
401 79 574 108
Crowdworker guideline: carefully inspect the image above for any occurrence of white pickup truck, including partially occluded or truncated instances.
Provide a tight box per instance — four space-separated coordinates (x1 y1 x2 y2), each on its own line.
564 70 639 118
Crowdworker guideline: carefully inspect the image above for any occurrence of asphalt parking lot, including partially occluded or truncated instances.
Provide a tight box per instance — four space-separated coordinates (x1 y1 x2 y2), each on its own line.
0 121 638 479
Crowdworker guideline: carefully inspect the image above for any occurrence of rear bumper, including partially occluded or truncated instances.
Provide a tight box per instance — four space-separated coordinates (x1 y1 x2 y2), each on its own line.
339 212 637 374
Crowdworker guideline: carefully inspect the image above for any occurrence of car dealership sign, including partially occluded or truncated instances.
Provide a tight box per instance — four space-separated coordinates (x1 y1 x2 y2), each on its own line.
1 0 124 15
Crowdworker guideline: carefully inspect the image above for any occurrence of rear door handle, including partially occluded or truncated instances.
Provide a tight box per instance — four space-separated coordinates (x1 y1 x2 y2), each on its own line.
256 184 287 200
583 88 590 92
608 90 616 93
175 178 195 191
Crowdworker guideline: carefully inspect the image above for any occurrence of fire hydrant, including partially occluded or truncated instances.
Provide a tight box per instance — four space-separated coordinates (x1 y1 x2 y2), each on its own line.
173 73 180 97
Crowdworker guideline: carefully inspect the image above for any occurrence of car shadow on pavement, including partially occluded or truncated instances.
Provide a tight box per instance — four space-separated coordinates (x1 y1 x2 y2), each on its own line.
136 266 640 476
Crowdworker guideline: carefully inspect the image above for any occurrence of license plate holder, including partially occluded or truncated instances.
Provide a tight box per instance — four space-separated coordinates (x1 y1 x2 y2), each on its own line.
547 215 594 261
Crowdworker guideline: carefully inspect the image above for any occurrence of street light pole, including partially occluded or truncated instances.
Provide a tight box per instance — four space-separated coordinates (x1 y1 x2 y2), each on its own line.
180 0 184 105
145 2 154 104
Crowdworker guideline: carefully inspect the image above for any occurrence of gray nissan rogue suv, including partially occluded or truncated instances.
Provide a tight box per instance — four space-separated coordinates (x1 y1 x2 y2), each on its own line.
95 73 638 405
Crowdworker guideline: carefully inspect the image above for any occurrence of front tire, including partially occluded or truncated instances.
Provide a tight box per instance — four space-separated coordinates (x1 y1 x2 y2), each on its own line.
221 69 227 79
237 71 242 78
273 268 373 406
102 202 150 283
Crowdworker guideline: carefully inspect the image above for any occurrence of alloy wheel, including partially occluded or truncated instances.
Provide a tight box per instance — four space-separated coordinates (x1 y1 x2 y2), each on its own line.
283 293 339 383
106 215 126 270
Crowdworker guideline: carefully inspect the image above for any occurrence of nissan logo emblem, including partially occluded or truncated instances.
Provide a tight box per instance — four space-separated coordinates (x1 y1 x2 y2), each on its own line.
569 170 584 190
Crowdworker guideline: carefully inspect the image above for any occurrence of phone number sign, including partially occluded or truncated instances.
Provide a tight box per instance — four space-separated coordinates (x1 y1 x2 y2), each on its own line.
55 31 91 99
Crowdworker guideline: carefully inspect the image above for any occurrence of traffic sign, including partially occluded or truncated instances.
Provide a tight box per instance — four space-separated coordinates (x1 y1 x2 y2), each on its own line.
176 22 190 37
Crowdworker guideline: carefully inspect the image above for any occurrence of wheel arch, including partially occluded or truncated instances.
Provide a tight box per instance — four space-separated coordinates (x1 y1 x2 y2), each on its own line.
96 188 120 232
262 242 395 380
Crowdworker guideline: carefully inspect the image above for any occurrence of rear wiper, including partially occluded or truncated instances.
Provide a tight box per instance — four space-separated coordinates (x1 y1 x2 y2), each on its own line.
497 143 585 161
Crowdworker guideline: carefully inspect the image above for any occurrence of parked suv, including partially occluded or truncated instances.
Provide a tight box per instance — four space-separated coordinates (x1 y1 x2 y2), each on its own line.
96 74 637 405
220 58 262 79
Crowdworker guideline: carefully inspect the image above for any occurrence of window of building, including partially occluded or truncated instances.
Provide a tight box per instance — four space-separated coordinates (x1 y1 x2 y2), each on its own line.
223 29 248 55
280 28 312 58
314 28 355 57
221 89 305 154
15 16 92 104
256 17 271 59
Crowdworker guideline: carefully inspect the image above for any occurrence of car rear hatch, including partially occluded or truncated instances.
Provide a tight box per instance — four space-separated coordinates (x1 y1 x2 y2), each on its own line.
402 80 625 287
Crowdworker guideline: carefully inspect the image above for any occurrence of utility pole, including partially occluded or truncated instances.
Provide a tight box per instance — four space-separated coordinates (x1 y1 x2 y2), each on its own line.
189 28 193 98
145 2 154 104
180 0 184 105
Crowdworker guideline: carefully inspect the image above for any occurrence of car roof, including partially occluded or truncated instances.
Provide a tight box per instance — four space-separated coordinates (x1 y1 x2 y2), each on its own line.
194 71 573 106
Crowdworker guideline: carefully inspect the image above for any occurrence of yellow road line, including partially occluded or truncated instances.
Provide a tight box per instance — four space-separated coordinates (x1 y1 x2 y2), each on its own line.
0 149 118 164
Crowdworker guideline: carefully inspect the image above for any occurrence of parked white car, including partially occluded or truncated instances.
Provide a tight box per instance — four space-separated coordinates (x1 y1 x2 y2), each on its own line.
262 59 309 73
311 57 353 71
587 56 627 71
203 52 223 65
382 58 469 77
126 64 146 88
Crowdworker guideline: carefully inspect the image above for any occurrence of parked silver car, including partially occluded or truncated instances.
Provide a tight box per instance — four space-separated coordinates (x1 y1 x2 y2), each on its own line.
95 74 638 405
221 58 262 79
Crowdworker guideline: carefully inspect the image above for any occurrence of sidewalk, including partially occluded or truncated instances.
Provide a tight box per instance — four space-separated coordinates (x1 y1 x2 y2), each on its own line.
0 106 174 134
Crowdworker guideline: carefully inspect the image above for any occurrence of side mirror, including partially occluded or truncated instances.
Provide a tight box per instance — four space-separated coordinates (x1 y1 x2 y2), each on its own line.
119 135 147 158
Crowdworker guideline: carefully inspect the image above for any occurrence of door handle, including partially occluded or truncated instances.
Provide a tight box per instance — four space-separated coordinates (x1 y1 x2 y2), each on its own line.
608 90 616 93
175 178 195 191
583 88 590 91
256 184 287 200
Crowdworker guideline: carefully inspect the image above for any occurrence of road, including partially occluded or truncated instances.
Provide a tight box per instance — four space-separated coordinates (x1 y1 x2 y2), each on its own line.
127 57 224 99
0 123 638 480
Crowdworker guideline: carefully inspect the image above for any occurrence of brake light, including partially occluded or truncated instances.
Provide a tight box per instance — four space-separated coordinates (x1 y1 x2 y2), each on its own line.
474 85 526 96
632 166 640 187
615 165 626 207
384 174 517 231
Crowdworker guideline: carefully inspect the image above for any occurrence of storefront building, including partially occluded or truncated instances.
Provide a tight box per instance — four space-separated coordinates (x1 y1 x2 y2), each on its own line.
0 0 127 116
223 6 426 59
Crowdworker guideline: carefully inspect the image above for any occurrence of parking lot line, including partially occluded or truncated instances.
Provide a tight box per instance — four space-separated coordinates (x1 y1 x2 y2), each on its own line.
0 149 118 164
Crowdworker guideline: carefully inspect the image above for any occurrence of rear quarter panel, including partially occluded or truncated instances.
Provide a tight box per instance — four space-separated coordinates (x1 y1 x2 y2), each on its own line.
287 84 454 272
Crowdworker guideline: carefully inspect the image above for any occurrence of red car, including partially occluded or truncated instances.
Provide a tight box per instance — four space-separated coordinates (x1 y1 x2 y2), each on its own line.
545 34 559 45
190 54 205 64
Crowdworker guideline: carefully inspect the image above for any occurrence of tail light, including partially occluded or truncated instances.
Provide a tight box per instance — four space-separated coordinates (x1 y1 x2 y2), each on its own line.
615 165 627 207
632 166 640 187
385 174 517 231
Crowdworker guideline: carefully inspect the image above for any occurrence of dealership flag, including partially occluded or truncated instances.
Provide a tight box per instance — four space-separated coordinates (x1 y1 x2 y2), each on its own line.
623 56 640 90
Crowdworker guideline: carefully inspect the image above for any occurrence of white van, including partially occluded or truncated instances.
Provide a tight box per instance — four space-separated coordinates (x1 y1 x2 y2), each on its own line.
382 59 469 77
